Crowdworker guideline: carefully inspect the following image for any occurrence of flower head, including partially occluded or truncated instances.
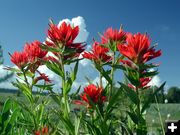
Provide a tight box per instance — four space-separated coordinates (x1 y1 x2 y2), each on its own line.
47 21 79 46
24 40 47 62
34 131 40 135
101 27 126 44
83 41 111 63
80 84 106 107
41 126 48 134
46 21 85 61
10 51 28 68
118 33 161 64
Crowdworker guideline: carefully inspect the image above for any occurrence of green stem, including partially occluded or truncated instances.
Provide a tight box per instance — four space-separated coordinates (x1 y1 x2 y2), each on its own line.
22 69 30 89
99 64 103 88
154 91 165 135
136 66 147 134
59 54 69 119
109 52 115 100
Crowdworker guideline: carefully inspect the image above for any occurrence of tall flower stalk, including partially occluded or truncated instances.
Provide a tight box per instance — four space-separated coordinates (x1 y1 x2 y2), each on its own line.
118 32 163 134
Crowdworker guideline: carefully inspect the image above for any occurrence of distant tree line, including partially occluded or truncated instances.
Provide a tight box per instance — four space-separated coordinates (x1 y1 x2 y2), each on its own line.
143 86 180 103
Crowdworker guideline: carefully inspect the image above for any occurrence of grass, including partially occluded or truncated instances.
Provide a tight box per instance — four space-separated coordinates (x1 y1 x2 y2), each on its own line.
1 90 180 134
146 103 180 134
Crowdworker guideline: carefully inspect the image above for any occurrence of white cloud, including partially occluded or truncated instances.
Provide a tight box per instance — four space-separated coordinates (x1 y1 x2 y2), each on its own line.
147 68 161 87
93 76 107 87
148 75 161 87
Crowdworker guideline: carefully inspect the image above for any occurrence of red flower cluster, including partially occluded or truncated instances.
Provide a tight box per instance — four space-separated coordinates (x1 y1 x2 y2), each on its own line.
46 21 85 60
24 41 47 62
34 126 48 135
80 84 106 107
101 27 126 44
118 33 161 64
10 41 47 69
83 41 111 63
47 22 79 46
10 51 28 68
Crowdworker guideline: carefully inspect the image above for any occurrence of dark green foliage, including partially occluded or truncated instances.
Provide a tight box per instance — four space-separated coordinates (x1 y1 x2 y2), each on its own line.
167 87 180 103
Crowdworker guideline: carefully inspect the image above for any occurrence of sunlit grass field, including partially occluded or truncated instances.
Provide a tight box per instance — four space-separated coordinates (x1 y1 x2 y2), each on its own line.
1 90 180 134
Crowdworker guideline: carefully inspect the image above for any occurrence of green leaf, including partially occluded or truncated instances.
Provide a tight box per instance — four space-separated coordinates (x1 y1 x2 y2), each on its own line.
64 58 83 65
106 87 123 114
100 68 112 85
124 68 140 86
64 77 72 94
140 70 159 78
34 84 54 91
127 111 139 125
139 63 158 70
1 99 11 114
55 110 75 135
141 82 166 113
49 91 62 106
12 80 33 103
71 61 79 81
41 44 60 52
112 64 126 71
45 61 64 78
119 82 139 104
75 116 81 135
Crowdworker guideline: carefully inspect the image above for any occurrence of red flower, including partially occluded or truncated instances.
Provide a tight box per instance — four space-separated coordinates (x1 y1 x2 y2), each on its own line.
35 71 51 84
83 41 111 63
80 84 106 106
10 51 28 68
46 21 85 60
47 22 79 46
42 126 48 134
128 77 151 89
101 27 126 44
24 40 47 62
118 33 161 64
34 131 41 135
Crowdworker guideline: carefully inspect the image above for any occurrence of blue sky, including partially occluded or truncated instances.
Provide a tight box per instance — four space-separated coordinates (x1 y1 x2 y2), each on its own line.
0 0 180 88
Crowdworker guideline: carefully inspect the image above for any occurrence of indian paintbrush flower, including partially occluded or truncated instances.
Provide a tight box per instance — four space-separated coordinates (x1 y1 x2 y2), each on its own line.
83 41 111 63
80 84 106 107
10 51 28 68
118 33 161 64
101 27 126 44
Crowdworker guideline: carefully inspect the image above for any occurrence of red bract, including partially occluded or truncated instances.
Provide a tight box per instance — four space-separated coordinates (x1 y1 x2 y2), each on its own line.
47 22 79 46
128 77 151 89
46 21 85 60
35 71 51 84
24 40 47 62
83 41 111 63
101 27 126 44
63 43 85 60
118 33 161 64
80 84 106 107
41 126 48 134
10 51 28 68
34 131 40 135
139 77 151 88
